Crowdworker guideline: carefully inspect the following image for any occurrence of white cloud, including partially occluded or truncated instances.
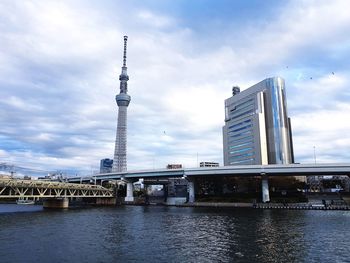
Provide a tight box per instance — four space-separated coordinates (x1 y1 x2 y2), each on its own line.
1 96 44 111
1 0 350 176
137 10 176 28
292 103 350 163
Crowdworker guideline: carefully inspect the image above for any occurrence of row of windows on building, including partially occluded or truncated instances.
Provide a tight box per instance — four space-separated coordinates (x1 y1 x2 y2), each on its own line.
226 96 257 165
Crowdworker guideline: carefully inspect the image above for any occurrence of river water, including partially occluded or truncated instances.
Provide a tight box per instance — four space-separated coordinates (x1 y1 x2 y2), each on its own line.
0 204 349 263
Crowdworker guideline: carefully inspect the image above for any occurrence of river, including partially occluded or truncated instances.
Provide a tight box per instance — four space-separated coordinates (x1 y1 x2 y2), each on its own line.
0 204 349 263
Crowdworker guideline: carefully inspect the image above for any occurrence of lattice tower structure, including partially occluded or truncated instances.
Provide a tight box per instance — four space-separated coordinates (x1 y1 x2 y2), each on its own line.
112 36 131 172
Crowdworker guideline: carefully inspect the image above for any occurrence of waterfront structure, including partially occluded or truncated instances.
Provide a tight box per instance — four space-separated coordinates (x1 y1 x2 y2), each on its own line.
100 158 113 173
67 163 350 204
113 36 131 173
0 178 114 208
222 77 294 202
200 162 219 167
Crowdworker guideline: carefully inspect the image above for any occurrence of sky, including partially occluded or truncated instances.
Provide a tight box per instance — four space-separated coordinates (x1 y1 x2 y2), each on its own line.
0 0 350 176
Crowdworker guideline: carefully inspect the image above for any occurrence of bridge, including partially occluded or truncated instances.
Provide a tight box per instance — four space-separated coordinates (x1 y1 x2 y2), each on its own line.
0 178 114 208
68 163 350 203
68 163 350 182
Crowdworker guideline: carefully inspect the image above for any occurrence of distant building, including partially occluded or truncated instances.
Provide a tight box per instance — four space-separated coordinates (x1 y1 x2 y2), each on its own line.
133 182 143 191
200 162 219 167
100 158 113 173
167 178 188 198
223 77 294 166
37 175 52 181
166 164 182 169
38 173 66 182
308 175 350 193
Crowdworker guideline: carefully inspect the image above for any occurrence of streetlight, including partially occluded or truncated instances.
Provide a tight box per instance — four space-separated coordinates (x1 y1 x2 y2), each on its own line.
313 146 317 164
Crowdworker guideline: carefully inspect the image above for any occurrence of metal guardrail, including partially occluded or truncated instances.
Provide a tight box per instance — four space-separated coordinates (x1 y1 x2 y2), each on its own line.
0 179 114 198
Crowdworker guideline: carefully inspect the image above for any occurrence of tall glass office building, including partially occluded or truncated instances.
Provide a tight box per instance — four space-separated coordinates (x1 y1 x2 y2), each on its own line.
223 77 294 166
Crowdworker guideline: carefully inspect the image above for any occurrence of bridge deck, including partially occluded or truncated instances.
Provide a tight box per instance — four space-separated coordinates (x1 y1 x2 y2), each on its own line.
67 163 350 183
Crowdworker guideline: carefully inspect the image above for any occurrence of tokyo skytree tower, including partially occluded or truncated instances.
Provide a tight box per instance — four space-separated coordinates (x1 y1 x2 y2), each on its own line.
112 36 131 172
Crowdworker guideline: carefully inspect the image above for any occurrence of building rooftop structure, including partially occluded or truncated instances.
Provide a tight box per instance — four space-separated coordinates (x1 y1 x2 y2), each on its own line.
200 162 219 167
167 164 183 169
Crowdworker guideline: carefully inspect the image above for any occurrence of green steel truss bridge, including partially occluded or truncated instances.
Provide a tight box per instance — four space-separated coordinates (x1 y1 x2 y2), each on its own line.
0 178 113 199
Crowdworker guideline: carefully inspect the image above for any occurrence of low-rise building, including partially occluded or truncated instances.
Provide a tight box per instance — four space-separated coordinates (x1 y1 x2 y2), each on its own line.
200 162 219 167
100 158 113 173
166 164 182 169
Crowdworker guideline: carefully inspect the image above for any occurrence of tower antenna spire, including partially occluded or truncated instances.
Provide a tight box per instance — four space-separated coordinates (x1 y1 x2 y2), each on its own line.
123 35 128 67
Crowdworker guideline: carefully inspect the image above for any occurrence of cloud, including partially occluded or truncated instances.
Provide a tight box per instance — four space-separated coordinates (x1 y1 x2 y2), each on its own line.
292 103 350 163
0 0 350 176
137 10 176 28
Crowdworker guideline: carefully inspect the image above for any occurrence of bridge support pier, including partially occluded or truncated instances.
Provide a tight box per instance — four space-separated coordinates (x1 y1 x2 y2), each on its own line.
187 181 195 203
125 182 134 202
43 198 69 208
261 175 270 203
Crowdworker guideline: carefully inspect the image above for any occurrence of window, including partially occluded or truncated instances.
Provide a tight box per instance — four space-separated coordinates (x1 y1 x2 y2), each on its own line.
229 158 255 165
229 141 253 149
230 107 255 119
229 130 252 138
228 135 253 145
228 119 252 130
229 147 253 155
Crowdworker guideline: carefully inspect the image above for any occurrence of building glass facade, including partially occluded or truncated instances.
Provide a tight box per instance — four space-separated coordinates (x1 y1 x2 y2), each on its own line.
100 158 113 173
223 77 294 166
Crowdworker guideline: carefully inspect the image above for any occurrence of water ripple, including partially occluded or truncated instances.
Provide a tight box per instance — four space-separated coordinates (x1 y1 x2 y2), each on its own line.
0 206 349 263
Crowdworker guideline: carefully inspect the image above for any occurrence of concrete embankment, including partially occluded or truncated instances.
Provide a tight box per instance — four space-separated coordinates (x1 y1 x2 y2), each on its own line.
178 202 350 210
179 202 252 208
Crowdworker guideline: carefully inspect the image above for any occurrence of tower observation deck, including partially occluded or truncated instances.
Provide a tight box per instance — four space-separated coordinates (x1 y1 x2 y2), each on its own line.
112 36 131 172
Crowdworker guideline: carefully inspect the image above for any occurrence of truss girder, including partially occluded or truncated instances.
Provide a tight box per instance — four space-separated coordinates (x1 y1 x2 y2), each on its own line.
0 179 113 198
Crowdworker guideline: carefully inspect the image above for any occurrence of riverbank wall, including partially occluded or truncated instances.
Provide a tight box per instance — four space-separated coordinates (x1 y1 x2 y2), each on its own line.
177 202 350 210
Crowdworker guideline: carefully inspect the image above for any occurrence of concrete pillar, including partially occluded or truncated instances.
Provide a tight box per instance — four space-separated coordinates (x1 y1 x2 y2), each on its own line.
125 182 134 202
261 176 270 203
163 184 168 203
145 185 149 204
188 181 195 203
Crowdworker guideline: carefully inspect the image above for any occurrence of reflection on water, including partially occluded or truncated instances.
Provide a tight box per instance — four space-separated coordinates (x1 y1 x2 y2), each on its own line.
0 205 349 263
0 204 43 213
